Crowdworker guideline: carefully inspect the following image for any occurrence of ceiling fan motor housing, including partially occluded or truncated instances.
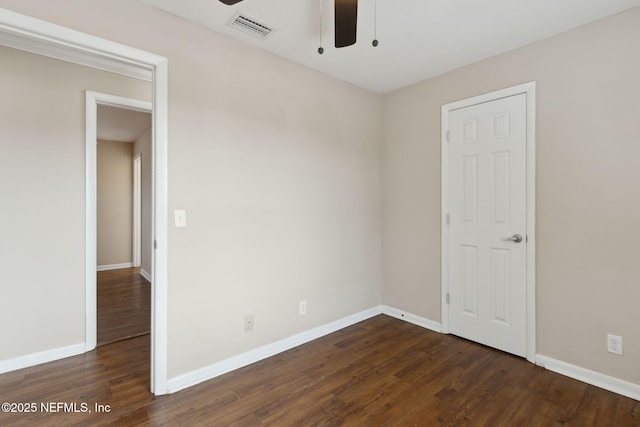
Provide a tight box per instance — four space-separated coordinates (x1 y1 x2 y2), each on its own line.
335 0 358 48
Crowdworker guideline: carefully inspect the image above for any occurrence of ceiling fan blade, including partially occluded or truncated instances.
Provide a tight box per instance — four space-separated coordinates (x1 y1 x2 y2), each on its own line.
335 0 358 48
219 0 244 5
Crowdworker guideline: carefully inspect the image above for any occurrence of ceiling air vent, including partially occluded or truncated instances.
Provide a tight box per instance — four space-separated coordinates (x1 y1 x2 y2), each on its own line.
228 13 274 39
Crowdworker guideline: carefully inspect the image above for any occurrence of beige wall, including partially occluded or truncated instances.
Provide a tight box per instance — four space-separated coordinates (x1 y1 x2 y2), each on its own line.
0 0 383 378
0 44 151 361
382 8 640 384
2 0 636 389
97 140 134 267
134 127 153 277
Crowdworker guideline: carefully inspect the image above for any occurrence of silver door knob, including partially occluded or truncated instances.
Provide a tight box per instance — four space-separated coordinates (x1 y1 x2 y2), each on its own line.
502 234 523 243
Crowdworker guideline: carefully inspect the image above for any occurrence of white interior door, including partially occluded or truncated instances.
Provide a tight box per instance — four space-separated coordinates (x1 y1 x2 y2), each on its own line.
447 93 527 357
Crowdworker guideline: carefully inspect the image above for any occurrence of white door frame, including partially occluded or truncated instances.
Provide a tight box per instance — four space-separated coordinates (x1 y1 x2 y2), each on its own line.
441 82 537 363
133 153 142 268
0 8 170 394
86 91 151 344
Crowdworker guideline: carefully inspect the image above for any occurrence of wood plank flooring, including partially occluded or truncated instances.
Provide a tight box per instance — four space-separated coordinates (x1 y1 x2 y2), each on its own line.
97 268 150 346
1 315 638 426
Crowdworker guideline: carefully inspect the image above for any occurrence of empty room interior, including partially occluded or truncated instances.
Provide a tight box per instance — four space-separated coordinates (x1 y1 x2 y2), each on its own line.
0 0 638 425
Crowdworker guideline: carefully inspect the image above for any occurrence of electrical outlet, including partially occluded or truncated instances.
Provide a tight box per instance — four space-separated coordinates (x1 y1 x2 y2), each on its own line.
607 334 623 355
299 300 307 315
244 315 254 332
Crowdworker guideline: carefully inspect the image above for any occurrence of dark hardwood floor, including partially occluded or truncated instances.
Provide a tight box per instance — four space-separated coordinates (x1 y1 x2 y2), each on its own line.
1 315 638 426
97 268 151 346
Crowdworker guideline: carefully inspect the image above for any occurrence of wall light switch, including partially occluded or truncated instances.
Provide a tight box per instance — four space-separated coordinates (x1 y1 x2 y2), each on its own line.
174 209 187 228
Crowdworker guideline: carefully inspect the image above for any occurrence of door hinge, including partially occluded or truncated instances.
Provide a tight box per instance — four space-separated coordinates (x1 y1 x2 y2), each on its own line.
445 213 450 225
446 130 450 142
154 240 157 250
446 293 450 305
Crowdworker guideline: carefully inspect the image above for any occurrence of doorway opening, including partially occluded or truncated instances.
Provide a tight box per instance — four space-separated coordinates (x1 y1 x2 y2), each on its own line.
95 101 152 346
0 8 169 394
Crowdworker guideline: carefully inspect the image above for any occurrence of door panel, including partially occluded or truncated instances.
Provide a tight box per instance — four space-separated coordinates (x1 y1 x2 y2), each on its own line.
448 93 527 357
461 244 478 316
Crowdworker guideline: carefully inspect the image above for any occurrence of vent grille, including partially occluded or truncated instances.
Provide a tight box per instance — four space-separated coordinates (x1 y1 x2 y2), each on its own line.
228 13 274 39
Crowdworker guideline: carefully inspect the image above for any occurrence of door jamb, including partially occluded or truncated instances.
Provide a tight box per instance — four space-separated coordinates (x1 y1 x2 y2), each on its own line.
440 81 536 363
0 8 170 394
133 152 142 268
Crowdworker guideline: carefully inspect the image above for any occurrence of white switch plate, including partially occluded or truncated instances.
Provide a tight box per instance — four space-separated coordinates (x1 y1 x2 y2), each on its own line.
299 300 307 315
174 209 187 228
244 315 254 332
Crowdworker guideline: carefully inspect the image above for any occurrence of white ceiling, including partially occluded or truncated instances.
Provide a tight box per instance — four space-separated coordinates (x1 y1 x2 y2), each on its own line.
97 105 151 143
141 0 640 93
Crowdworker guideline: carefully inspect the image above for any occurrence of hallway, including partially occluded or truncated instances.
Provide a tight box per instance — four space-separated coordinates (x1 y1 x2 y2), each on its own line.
97 268 150 346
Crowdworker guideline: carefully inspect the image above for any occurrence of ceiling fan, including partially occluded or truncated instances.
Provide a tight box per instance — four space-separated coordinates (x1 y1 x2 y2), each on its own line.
218 0 359 48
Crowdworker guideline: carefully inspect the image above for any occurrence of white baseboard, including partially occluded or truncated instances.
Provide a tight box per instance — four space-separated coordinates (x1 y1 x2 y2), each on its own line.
140 269 151 282
536 355 640 401
0 343 85 375
166 306 383 393
381 305 442 333
97 262 134 271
